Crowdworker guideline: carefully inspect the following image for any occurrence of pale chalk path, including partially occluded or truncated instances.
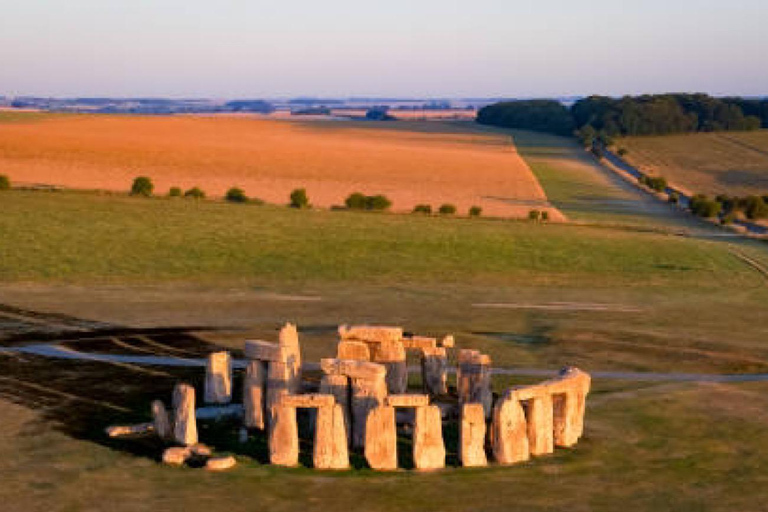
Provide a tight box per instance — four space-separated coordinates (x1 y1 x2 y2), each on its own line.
4 343 768 383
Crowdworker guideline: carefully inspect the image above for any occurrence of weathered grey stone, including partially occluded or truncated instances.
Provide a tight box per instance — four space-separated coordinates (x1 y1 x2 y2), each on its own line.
151 400 172 441
413 405 446 471
243 360 267 429
279 323 302 394
244 340 287 362
282 394 335 408
204 351 232 404
421 347 448 396
105 423 154 438
385 394 430 408
269 405 299 467
457 350 493 418
351 373 388 449
195 404 243 421
460 403 487 467
364 405 397 470
337 340 371 361
314 403 349 470
172 383 198 446
320 374 351 445
206 455 237 471
320 358 387 380
339 325 403 343
491 390 529 465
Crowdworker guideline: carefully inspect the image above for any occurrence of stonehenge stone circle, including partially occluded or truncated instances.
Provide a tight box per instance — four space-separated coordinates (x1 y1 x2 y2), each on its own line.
364 405 398 471
421 346 448 396
172 383 198 446
151 400 172 441
243 360 267 429
460 403 488 467
413 405 446 470
269 404 299 467
204 351 232 404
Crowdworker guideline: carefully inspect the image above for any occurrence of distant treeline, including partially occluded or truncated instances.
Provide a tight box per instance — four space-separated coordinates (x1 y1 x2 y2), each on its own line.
477 94 768 138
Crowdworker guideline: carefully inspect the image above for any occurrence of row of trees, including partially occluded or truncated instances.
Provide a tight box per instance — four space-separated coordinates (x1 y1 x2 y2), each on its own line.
477 94 768 137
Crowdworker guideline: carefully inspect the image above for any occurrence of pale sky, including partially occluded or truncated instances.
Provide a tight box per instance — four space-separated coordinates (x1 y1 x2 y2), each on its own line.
1 0 766 98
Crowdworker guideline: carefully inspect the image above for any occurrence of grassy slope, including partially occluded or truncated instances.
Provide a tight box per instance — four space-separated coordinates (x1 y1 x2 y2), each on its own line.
617 130 768 197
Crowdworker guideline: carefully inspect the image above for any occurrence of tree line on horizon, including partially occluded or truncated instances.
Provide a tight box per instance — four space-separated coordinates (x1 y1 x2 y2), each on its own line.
477 94 768 138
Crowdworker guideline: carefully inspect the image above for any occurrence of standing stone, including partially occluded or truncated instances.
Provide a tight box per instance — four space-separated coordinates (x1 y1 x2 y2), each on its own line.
491 391 529 465
375 340 407 394
412 405 445 471
364 405 397 471
320 374 351 444
204 351 232 404
421 347 448 396
243 360 267 430
267 361 291 427
458 351 493 419
526 393 554 456
553 367 591 447
350 373 388 449
457 349 479 405
337 341 371 361
151 400 172 442
172 383 198 446
314 404 349 470
460 403 487 467
279 323 302 394
269 405 299 467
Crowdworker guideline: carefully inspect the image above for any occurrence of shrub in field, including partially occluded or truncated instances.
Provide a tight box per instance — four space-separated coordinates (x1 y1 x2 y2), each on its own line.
744 196 768 220
640 175 668 192
130 176 154 197
226 187 248 203
289 188 310 209
469 206 482 217
528 209 541 221
689 194 721 218
0 174 10 191
721 212 737 225
345 192 392 211
541 211 549 221
438 204 456 215
668 192 680 204
345 192 367 210
184 187 206 199
413 204 432 214
168 187 182 197
617 148 629 157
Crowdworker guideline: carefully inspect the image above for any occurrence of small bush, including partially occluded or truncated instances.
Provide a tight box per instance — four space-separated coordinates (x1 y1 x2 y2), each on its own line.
130 176 154 197
744 195 768 220
541 211 549 221
289 188 310 209
617 148 628 157
0 174 10 191
640 175 668 192
413 204 432 214
528 209 541 221
469 206 482 217
168 187 182 197
345 192 368 210
668 191 680 204
345 192 392 211
226 187 248 203
721 212 737 225
689 194 721 218
438 204 456 215
184 187 206 199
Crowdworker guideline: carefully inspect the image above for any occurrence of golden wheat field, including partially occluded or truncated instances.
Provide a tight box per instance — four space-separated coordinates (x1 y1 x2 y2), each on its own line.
0 113 561 219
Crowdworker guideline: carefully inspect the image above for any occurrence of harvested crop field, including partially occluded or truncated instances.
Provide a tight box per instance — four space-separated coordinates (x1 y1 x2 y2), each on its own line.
0 113 561 219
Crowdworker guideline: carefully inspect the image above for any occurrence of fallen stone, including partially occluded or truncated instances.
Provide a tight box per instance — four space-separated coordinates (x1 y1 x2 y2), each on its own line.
189 443 212 457
364 405 397 470
339 325 403 343
269 405 299 467
491 390 529 465
413 405 445 471
281 394 335 409
320 358 386 380
151 400 172 442
337 340 371 361
460 403 487 467
173 383 198 446
243 360 267 430
385 394 430 408
244 340 287 362
162 446 190 466
351 373 388 449
314 403 349 470
204 351 232 404
205 455 237 471
105 423 154 438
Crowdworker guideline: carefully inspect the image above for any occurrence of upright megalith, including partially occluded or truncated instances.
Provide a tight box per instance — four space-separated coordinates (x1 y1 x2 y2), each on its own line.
172 383 198 446
279 323 302 394
337 340 371 361
364 405 397 471
151 400 172 442
314 403 349 470
460 403 487 467
421 347 448 396
413 405 445 470
320 374 351 444
269 405 299 467
205 351 232 404
553 367 591 447
267 360 291 426
457 350 493 418
243 360 267 430
376 340 407 395
491 390 529 465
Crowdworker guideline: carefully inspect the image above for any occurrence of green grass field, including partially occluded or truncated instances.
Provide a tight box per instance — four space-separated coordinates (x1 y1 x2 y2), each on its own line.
2 122 768 511
617 130 768 197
